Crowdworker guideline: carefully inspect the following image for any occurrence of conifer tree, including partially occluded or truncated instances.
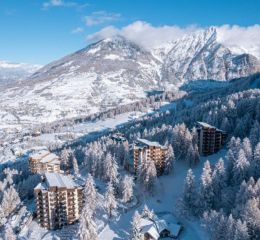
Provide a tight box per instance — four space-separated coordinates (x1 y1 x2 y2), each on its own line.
182 169 197 214
72 155 79 176
131 210 141 240
84 174 98 216
122 175 134 203
164 145 175 174
198 161 214 214
104 182 117 218
78 206 98 240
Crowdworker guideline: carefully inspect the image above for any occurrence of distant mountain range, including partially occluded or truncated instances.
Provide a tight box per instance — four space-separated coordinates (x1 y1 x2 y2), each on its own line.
0 27 259 127
0 61 41 89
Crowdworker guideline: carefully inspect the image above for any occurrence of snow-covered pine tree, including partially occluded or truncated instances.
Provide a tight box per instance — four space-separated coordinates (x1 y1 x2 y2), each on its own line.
225 214 236 240
131 210 141 240
122 175 134 203
233 180 255 218
234 219 249 240
241 197 260 239
249 120 260 148
212 158 226 209
61 148 70 171
242 138 253 162
182 169 197 215
104 182 117 218
0 206 6 227
141 204 154 219
137 151 147 187
143 158 157 193
198 161 214 214
72 155 79 176
232 149 250 185
78 206 98 240
164 145 175 174
252 143 260 179
1 185 21 217
202 210 227 240
84 174 98 216
103 153 119 186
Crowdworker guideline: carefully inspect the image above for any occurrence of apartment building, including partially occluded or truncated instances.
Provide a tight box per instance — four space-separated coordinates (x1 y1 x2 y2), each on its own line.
196 121 227 155
29 150 61 174
34 172 83 230
133 138 167 175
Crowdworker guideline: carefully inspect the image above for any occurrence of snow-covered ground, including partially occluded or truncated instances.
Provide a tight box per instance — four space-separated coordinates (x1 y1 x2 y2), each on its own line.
0 109 155 163
21 149 226 240
99 149 226 240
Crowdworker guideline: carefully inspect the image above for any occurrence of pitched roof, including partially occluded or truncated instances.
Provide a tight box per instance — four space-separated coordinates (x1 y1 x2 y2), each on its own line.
140 224 160 240
139 214 181 239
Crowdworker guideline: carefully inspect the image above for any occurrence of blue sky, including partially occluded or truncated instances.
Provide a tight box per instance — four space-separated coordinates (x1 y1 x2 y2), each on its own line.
0 0 260 64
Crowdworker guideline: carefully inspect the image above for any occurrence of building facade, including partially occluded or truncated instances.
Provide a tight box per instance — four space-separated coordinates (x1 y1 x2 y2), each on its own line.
29 150 61 174
34 173 83 230
133 138 167 175
196 122 227 155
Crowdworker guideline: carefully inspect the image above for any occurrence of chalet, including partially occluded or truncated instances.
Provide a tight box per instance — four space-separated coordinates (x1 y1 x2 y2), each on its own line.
133 139 168 175
196 122 227 156
28 150 61 174
34 173 83 230
139 214 182 239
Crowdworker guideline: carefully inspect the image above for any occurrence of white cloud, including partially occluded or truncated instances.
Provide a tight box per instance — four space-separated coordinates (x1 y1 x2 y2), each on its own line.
87 21 200 49
216 25 260 58
87 21 260 58
71 27 84 34
43 0 78 9
84 11 121 26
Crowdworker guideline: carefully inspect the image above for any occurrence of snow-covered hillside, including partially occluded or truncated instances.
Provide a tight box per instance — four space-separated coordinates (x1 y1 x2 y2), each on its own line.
0 28 259 127
0 61 41 88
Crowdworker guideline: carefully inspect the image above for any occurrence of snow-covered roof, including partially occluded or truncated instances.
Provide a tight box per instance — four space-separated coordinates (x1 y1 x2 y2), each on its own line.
45 173 77 189
197 121 216 129
30 150 50 160
155 219 168 233
140 224 160 240
40 153 59 164
136 138 163 148
167 223 182 237
139 214 182 239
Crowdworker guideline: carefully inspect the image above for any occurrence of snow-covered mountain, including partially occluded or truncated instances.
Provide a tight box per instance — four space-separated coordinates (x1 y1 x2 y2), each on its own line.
0 61 41 88
160 27 260 87
0 36 161 125
0 28 259 126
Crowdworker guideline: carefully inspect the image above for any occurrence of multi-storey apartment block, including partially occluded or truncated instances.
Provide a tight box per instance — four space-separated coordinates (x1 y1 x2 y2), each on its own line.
29 150 61 174
133 138 167 175
196 122 227 155
34 173 83 230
